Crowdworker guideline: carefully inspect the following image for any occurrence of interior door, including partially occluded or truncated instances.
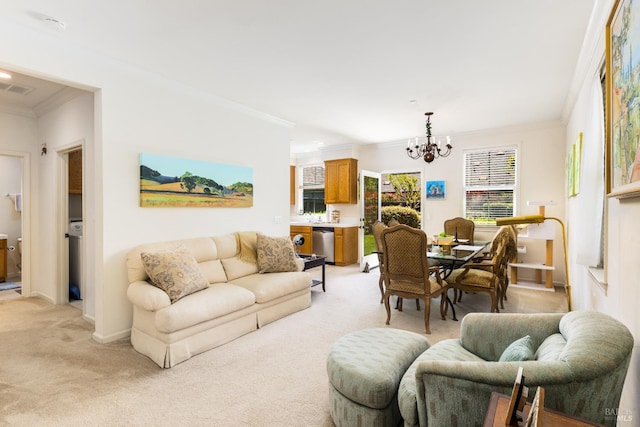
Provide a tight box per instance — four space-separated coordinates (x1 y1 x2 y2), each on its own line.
359 170 381 271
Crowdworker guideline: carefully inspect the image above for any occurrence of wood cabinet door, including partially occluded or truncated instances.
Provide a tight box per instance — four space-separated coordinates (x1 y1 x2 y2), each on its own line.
334 227 358 266
324 161 339 204
324 158 357 204
290 226 313 255
0 239 6 281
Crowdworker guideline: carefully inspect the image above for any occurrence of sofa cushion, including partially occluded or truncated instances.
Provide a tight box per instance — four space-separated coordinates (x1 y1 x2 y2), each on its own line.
199 259 228 284
535 333 566 361
212 233 239 259
256 234 299 273
140 248 209 303
221 256 260 281
229 271 311 304
154 283 256 333
499 335 536 362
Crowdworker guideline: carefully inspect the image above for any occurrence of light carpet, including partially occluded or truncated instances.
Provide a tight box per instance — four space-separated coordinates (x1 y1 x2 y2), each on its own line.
0 265 567 426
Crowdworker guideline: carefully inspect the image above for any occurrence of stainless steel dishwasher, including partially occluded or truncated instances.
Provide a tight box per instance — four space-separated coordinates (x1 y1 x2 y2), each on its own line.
312 227 335 264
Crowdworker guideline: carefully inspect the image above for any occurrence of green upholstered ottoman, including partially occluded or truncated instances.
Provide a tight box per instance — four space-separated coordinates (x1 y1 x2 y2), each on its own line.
327 328 430 427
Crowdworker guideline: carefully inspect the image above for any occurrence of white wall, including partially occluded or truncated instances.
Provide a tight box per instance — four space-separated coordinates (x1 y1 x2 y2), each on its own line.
0 18 293 342
564 0 639 415
36 92 95 318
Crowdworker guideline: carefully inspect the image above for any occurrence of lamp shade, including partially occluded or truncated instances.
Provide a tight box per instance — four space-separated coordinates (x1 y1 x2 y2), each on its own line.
495 215 545 226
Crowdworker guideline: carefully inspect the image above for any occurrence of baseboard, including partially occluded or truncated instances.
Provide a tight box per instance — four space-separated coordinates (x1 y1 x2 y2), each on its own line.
92 328 131 344
510 281 556 292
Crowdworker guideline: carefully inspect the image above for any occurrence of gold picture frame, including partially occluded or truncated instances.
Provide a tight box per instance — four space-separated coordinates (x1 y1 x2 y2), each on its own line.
606 0 640 198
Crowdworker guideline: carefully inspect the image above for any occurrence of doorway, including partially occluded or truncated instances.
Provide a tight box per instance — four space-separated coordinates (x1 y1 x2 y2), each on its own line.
57 144 84 312
381 171 422 227
359 170 381 271
0 151 31 300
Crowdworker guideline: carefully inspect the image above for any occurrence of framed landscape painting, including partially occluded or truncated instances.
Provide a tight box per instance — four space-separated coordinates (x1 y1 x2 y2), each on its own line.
606 0 640 198
140 153 253 207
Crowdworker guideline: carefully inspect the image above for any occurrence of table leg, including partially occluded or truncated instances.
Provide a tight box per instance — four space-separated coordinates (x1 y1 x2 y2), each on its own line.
321 262 326 292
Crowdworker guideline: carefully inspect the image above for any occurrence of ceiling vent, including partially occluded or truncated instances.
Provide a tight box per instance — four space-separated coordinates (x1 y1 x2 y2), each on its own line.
0 81 35 96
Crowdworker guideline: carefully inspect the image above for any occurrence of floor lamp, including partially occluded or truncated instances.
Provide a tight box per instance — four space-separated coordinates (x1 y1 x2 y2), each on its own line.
496 215 572 312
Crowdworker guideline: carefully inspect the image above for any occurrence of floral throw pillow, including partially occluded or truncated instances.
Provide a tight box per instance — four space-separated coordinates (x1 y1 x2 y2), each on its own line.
140 248 209 303
256 234 299 273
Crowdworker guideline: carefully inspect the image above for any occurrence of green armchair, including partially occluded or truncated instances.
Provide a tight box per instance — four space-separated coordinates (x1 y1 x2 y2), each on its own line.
398 311 634 427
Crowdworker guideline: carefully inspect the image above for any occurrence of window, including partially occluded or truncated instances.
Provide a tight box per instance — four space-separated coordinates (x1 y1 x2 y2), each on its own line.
464 147 517 225
300 165 326 214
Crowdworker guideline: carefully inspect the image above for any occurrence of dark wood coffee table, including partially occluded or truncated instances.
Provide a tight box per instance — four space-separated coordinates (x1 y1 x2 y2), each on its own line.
299 254 326 292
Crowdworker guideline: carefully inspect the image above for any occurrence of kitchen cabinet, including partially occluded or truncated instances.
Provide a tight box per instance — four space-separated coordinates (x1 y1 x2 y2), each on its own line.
68 149 82 194
324 158 357 204
0 238 6 282
290 225 313 255
290 165 296 205
334 226 358 266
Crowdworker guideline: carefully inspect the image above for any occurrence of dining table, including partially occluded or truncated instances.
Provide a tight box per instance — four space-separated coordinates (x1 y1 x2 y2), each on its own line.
428 240 490 321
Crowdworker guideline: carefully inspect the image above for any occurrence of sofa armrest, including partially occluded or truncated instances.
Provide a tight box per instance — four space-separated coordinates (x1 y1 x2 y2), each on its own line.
295 257 304 271
127 281 171 311
459 313 563 360
415 360 572 427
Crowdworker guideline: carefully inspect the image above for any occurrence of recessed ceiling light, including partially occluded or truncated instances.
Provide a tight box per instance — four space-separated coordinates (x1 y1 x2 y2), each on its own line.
0 71 11 79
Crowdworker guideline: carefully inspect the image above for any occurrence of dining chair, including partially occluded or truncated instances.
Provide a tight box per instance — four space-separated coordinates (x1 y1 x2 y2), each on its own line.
447 225 517 313
380 224 449 334
443 217 475 243
371 220 387 303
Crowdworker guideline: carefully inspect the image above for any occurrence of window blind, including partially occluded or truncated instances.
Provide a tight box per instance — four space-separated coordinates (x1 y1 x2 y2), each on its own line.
464 148 517 225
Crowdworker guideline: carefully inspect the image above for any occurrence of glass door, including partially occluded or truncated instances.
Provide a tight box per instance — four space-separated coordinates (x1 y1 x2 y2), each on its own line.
359 170 381 271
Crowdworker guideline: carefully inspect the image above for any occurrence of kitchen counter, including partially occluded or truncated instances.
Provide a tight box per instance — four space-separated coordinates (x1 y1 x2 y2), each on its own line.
290 222 357 228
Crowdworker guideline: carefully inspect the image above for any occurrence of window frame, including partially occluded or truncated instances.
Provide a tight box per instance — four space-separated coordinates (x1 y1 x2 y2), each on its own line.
463 146 518 226
298 164 326 215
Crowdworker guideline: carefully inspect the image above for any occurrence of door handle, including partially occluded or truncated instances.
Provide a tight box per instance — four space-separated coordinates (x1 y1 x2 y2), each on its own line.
65 233 69 238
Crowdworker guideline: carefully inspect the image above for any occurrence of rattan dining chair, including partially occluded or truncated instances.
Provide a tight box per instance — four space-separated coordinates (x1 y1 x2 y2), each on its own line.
444 217 475 244
380 224 449 334
447 225 517 313
371 220 388 303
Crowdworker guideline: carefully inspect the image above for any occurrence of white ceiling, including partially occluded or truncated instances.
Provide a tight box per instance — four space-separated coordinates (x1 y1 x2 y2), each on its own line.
1 1 596 153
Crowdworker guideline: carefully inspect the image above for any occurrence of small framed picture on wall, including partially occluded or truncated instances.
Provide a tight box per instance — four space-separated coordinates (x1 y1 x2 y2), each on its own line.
426 180 445 199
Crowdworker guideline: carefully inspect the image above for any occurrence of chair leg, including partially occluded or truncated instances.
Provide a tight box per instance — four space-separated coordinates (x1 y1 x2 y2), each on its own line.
490 290 498 313
423 297 431 334
500 277 509 309
378 276 385 304
384 292 392 325
415 299 421 310
439 292 448 320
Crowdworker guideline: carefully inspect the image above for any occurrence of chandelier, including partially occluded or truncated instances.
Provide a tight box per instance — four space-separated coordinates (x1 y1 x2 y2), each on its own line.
406 112 452 163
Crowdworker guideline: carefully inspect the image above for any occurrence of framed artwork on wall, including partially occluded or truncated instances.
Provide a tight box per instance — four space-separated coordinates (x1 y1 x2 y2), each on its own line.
606 0 640 198
567 133 582 198
426 180 445 199
139 153 253 207
566 146 574 198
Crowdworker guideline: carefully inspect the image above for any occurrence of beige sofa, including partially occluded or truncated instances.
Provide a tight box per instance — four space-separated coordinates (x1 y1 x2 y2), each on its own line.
126 231 312 368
